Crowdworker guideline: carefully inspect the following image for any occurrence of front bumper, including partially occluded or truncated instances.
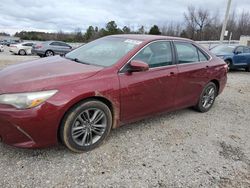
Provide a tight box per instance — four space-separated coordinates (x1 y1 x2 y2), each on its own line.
9 48 19 54
0 102 64 148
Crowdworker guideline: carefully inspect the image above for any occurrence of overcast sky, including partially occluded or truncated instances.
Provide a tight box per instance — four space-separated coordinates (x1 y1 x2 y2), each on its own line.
0 0 249 35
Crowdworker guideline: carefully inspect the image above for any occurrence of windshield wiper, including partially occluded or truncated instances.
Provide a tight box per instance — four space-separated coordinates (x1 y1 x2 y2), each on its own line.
65 57 90 65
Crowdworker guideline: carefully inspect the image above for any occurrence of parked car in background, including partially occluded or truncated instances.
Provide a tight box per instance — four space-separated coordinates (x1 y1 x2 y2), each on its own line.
210 44 250 71
0 35 227 152
6 40 19 47
9 42 34 55
0 45 4 52
0 40 9 46
31 41 72 57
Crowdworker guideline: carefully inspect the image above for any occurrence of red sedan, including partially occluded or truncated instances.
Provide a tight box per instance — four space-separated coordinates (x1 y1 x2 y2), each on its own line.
0 35 227 152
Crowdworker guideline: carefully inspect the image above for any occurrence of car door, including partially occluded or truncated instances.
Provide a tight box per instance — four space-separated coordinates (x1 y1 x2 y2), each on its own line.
49 42 65 55
233 46 247 66
23 43 33 54
243 47 250 65
173 41 211 109
119 41 178 123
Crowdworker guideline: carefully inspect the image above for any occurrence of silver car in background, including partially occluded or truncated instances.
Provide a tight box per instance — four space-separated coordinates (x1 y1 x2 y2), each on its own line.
31 41 72 57
9 42 34 55
0 45 4 52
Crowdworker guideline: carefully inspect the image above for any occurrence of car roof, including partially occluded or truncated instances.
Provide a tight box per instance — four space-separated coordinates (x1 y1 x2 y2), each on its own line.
108 34 193 42
45 41 66 43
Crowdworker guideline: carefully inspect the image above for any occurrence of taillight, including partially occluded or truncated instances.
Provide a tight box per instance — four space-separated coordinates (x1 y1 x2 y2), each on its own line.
35 45 42 49
224 64 229 72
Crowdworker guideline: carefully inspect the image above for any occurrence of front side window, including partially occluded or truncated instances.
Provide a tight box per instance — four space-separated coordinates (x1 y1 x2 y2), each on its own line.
133 41 173 68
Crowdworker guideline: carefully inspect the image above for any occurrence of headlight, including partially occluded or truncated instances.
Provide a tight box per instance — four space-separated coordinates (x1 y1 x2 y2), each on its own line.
0 90 58 109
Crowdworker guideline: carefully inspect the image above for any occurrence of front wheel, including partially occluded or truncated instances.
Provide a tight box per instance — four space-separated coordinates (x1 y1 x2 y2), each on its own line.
19 49 26 56
194 82 217 113
60 100 112 153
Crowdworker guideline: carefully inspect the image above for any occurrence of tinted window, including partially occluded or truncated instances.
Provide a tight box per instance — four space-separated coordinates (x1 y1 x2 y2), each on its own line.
58 42 70 47
23 43 33 46
50 42 61 46
174 42 199 63
235 46 244 54
133 41 173 68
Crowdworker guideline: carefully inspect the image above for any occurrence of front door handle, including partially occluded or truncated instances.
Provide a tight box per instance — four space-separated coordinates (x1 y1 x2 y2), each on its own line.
170 72 175 75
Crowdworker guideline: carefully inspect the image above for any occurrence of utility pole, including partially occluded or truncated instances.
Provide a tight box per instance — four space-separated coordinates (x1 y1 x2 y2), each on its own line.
220 0 232 43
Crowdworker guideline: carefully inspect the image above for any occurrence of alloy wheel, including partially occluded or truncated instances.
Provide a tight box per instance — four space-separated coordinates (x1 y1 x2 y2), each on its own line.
45 51 54 57
71 108 107 146
201 86 216 109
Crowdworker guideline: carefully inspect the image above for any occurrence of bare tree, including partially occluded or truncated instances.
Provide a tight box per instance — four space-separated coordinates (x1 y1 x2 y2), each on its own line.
237 11 250 38
184 6 212 40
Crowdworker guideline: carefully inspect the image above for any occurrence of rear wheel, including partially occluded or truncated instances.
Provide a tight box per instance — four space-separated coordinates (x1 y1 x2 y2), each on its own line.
60 100 112 153
45 50 54 57
19 49 26 56
195 82 217 113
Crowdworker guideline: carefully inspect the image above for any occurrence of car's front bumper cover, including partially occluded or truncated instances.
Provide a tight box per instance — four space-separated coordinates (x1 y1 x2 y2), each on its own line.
0 102 63 148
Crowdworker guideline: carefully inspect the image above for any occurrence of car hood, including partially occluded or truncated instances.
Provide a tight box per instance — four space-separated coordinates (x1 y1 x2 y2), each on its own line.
0 56 103 93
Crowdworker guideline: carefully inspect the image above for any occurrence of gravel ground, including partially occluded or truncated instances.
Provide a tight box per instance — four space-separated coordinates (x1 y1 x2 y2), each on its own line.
0 47 250 187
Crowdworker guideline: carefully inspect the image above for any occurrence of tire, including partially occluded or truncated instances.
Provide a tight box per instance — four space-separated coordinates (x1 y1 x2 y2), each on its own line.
45 50 54 57
225 60 231 71
194 82 217 113
19 49 26 56
60 100 112 153
246 65 250 72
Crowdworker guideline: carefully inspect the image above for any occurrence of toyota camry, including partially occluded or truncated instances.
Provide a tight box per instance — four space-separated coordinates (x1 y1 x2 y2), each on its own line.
0 35 227 152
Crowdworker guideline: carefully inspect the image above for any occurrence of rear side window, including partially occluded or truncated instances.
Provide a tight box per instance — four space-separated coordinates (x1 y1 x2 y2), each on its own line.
133 41 173 68
174 42 208 63
22 43 33 46
50 42 61 46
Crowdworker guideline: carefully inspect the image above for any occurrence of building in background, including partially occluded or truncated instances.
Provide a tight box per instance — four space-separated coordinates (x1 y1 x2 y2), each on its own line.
240 36 250 46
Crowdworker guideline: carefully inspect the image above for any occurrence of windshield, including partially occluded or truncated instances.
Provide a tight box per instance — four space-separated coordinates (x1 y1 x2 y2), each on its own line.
210 45 235 54
65 37 142 67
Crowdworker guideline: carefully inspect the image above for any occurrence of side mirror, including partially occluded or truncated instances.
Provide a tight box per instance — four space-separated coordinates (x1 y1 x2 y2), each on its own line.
129 60 149 72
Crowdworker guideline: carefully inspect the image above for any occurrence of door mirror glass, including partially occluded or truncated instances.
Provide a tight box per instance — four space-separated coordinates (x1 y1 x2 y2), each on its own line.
129 60 149 72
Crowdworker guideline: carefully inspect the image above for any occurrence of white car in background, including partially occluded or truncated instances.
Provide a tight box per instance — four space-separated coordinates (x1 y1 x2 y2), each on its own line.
0 45 4 52
9 42 35 55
